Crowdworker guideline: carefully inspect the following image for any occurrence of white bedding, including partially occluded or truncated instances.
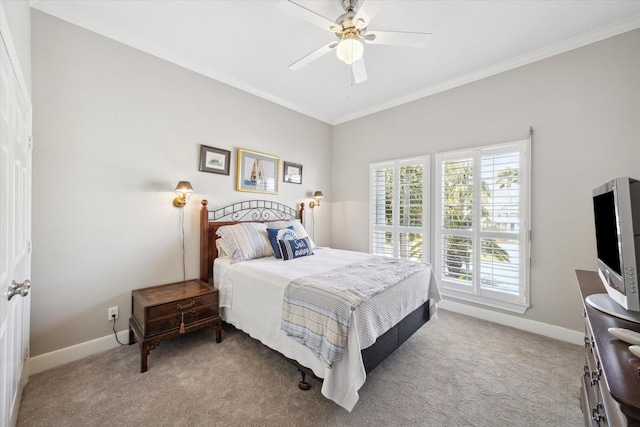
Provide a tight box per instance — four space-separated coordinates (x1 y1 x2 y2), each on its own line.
213 247 441 411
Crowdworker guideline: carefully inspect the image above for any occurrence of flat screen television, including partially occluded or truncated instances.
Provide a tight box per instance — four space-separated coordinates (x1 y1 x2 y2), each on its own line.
587 177 640 323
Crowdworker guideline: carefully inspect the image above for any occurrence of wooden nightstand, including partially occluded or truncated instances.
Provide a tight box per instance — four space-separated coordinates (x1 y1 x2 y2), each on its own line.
129 279 222 373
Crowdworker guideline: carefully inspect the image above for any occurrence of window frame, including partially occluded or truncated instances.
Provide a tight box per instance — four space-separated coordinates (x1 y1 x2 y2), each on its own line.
369 155 430 262
435 140 531 313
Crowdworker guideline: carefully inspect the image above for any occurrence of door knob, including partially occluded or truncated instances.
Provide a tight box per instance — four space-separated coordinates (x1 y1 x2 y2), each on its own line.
8 279 31 301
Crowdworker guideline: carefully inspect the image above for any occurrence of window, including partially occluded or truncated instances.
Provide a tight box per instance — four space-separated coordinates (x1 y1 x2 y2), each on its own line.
435 140 530 313
370 156 429 262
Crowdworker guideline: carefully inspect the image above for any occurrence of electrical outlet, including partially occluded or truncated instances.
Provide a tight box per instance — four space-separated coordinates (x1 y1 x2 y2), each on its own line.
108 306 119 321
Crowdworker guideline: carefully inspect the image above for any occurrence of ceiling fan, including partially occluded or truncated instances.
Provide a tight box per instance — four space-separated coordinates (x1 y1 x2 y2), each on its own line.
276 0 431 84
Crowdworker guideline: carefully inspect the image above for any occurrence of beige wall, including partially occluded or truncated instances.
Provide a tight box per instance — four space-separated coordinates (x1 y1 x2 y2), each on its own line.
331 29 640 332
31 10 332 357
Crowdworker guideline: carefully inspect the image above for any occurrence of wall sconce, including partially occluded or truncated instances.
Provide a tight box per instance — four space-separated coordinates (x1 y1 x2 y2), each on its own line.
309 191 324 208
173 181 194 207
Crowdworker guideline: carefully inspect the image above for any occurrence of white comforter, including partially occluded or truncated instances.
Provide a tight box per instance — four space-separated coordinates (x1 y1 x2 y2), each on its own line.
214 248 441 411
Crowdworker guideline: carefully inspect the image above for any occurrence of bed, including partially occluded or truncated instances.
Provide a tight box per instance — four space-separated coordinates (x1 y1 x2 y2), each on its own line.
199 199 441 411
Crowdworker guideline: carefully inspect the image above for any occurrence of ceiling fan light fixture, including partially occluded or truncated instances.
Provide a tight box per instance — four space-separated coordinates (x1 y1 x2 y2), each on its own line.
336 33 363 65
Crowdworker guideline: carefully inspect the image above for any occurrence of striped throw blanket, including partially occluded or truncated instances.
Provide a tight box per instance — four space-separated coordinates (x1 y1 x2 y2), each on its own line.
281 257 427 366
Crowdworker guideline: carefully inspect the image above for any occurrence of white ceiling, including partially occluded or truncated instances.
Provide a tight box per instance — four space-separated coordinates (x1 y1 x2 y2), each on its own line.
31 0 640 125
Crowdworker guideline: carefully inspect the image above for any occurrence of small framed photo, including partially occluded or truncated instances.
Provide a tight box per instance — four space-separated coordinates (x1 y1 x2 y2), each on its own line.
283 161 302 184
237 148 280 194
200 145 231 175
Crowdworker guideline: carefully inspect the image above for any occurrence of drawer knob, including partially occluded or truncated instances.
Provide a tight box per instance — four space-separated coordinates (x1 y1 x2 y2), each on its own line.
177 300 195 310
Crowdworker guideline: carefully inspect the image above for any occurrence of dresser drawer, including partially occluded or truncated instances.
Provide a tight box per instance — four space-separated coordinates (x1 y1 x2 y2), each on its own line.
145 304 218 336
146 292 218 321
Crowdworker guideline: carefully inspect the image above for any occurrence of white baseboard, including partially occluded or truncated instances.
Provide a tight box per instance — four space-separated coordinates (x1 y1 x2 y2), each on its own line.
28 303 584 375
438 299 584 346
29 330 130 375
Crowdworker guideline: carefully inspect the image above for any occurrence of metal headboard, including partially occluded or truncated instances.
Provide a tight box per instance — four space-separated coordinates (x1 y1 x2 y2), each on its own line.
206 199 299 222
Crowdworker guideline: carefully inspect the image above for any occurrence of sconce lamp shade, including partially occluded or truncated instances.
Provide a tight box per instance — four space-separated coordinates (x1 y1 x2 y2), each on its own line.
310 190 324 208
174 181 194 194
173 181 194 207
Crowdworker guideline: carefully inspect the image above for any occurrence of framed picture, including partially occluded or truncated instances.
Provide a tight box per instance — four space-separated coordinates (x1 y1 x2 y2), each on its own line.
200 145 231 175
237 148 280 194
283 161 302 184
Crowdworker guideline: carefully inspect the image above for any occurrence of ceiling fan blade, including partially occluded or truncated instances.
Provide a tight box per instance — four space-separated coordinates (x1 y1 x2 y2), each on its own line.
276 0 337 32
364 30 432 48
289 42 339 71
354 0 383 27
351 58 368 84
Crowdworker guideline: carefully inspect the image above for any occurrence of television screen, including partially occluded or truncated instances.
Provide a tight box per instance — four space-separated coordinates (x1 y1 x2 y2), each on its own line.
593 191 621 276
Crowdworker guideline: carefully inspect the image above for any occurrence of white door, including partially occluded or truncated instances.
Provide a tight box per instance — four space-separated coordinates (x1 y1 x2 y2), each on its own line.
0 20 32 427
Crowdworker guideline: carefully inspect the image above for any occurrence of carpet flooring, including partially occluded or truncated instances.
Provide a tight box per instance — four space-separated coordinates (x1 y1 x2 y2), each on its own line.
17 309 584 426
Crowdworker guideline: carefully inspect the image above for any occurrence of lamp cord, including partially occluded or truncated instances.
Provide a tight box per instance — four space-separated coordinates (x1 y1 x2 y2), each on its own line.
181 206 186 282
112 317 126 346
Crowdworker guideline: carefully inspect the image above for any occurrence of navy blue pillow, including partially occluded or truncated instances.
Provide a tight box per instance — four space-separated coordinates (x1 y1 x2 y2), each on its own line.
267 226 294 259
278 237 313 261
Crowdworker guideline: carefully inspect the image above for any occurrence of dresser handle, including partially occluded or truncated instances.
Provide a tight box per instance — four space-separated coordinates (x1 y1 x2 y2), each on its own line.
591 403 605 424
177 300 195 310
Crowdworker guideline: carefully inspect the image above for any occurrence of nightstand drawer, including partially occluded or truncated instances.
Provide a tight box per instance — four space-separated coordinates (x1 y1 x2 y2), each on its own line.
147 292 218 320
145 304 217 336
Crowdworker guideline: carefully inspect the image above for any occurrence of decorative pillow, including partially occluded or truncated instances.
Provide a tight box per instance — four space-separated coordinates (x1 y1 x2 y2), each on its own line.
278 236 314 261
265 219 317 249
276 228 297 241
216 222 273 263
267 226 295 259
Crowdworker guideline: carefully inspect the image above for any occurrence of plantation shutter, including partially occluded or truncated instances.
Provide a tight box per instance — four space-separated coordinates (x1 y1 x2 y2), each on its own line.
371 162 394 257
479 149 522 294
370 156 429 262
436 139 530 313
440 157 474 285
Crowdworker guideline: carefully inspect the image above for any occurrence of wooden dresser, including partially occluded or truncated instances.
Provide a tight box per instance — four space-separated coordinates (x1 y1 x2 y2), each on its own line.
577 270 640 426
129 279 222 372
